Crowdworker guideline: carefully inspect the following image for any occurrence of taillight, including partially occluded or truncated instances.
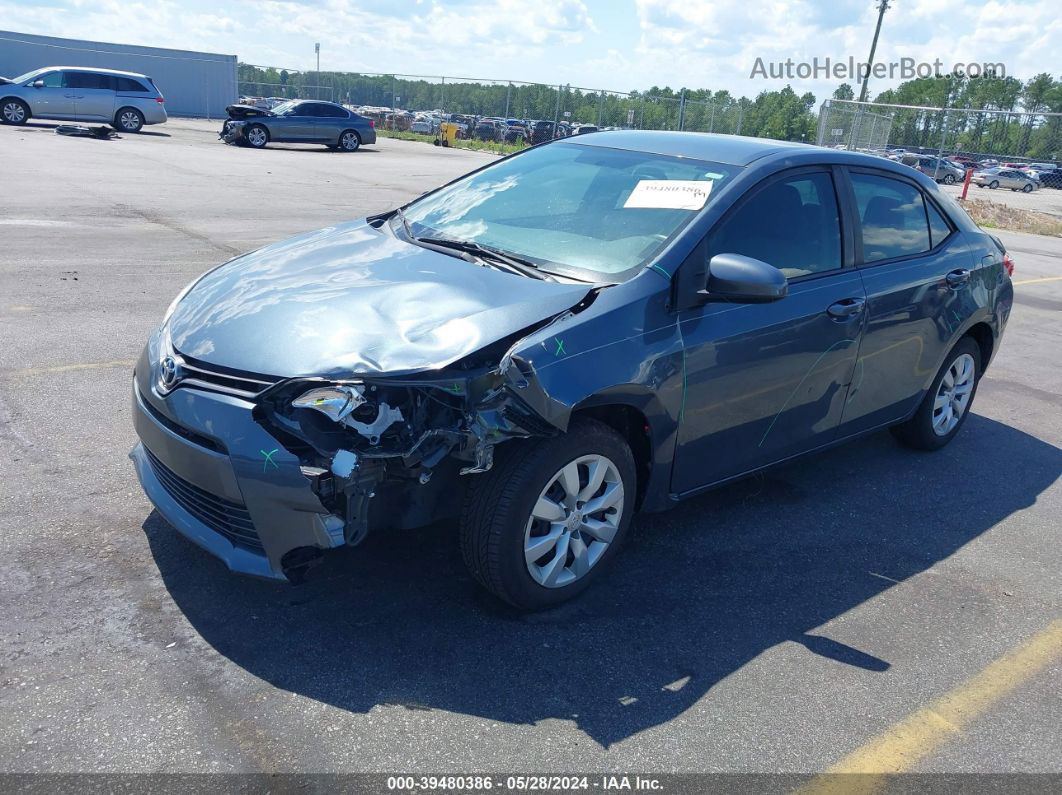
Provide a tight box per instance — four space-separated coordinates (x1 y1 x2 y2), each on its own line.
1003 253 1015 277
369 119 374 128
156 96 165 103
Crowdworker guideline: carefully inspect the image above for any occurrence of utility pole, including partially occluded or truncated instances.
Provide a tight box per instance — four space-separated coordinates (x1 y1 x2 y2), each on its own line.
858 0 889 103
314 42 320 100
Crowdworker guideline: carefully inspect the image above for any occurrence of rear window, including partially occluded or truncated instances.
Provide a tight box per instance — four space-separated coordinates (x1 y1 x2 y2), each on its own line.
116 76 148 92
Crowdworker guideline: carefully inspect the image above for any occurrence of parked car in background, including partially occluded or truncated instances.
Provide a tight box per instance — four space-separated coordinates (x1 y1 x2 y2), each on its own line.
1036 169 1062 189
972 167 1039 192
410 115 439 135
0 66 166 132
132 131 1012 609
903 154 964 184
530 120 556 144
504 122 529 144
220 99 375 151
574 124 600 135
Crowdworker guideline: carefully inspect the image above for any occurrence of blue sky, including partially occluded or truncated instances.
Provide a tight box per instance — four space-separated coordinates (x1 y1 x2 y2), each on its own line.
3 0 1059 99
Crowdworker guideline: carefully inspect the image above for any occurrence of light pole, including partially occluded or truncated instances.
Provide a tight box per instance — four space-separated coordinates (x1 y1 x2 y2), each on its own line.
314 42 320 100
858 0 890 103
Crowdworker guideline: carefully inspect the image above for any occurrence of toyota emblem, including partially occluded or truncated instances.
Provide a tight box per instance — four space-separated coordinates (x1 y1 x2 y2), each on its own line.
159 355 180 391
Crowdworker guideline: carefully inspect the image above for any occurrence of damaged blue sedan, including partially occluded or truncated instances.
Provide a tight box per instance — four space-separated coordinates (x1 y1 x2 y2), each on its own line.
131 131 1013 609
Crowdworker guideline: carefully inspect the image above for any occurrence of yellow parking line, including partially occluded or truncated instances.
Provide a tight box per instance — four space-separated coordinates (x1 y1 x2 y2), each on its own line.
801 619 1062 795
5 360 135 377
1013 275 1062 286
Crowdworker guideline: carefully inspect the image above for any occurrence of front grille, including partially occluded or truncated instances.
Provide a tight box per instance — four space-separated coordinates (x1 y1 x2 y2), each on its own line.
145 448 263 551
175 351 280 400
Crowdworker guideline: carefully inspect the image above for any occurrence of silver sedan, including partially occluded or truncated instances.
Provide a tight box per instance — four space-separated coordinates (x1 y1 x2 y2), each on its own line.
973 167 1039 192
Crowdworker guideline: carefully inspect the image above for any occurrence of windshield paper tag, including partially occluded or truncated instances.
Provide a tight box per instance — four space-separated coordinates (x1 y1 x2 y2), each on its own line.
624 180 712 210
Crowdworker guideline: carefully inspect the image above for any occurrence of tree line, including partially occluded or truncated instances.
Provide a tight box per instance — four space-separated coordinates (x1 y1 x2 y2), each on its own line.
236 64 1060 157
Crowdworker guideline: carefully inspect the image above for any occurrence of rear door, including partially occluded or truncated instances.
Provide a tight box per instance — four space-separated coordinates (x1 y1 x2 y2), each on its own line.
836 168 978 434
64 71 116 121
672 167 866 494
310 103 348 141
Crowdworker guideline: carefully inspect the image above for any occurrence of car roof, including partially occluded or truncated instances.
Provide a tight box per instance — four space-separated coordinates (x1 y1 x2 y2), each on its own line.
572 130 816 166
46 66 150 79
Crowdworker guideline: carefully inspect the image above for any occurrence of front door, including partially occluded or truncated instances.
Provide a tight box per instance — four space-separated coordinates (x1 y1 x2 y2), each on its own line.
26 70 74 119
270 105 317 141
672 168 865 495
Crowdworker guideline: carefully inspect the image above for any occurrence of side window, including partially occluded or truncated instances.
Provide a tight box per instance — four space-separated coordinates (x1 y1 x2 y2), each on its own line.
65 72 113 90
116 77 147 92
851 173 931 263
926 200 953 248
708 171 843 279
40 71 62 88
321 104 347 118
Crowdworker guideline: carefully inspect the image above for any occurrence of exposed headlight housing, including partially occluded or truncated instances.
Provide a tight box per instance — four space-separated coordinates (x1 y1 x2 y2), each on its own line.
291 385 367 423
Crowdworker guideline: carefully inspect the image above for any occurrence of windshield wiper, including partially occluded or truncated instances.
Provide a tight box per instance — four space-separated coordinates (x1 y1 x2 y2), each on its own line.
414 236 555 281
393 207 414 240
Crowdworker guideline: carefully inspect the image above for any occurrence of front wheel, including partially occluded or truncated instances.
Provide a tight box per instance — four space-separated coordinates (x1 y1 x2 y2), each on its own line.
460 418 636 610
891 337 981 451
245 124 269 148
1022 183 1033 193
1 98 29 125
943 174 956 185
989 180 999 189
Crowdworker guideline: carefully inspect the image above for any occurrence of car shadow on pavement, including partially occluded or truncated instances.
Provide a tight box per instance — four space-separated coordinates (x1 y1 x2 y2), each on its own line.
144 414 1061 747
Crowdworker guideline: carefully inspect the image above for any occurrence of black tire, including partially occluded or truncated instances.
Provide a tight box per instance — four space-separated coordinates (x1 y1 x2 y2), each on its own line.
338 129 361 151
114 107 144 133
989 180 999 189
245 124 269 149
1 98 30 125
943 174 956 185
1022 183 1033 193
891 337 981 451
460 418 637 610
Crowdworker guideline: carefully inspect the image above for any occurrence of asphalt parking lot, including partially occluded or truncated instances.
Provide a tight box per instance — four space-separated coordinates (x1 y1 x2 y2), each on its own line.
1 119 1060 777
939 179 1062 219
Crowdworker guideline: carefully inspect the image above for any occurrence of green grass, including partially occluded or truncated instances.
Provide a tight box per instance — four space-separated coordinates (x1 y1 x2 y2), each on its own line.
376 128 526 156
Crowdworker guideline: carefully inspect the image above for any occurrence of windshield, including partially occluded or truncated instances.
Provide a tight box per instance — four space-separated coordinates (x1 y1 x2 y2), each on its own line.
11 68 48 84
401 141 737 281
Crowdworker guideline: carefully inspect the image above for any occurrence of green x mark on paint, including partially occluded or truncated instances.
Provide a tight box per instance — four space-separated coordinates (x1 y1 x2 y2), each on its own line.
260 448 279 472
553 337 567 357
449 383 462 394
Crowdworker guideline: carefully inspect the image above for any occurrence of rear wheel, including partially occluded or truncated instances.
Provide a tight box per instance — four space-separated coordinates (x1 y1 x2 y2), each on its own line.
338 130 361 151
114 107 144 133
245 124 269 148
460 418 636 610
1022 183 1033 193
989 180 999 189
943 174 956 185
1 98 29 125
891 337 981 451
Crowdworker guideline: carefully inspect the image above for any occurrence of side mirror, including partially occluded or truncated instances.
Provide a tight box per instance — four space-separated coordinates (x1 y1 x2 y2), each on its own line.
700 253 788 304
31 80 45 88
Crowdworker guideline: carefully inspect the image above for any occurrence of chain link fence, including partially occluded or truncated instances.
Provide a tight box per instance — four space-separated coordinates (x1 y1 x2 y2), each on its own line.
236 67 771 139
817 98 1062 167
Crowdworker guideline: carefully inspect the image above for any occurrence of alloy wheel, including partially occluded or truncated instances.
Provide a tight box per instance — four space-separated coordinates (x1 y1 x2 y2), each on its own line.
119 110 141 131
524 454 624 589
247 127 267 147
3 101 26 123
341 131 360 151
932 353 975 436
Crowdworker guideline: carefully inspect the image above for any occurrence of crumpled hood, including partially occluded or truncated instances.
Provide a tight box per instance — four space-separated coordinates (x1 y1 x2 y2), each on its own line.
167 221 591 377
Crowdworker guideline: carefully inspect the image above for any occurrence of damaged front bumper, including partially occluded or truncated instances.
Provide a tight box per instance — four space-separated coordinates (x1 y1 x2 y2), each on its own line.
130 332 566 583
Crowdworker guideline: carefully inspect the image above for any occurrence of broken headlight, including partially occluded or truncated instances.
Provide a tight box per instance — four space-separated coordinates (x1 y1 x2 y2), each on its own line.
291 385 366 423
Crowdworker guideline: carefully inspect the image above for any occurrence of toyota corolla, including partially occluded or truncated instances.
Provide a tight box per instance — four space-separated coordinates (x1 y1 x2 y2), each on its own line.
131 131 1012 610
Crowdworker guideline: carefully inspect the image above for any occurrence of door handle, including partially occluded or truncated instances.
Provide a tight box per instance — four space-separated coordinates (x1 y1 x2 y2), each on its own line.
827 297 866 319
946 268 971 288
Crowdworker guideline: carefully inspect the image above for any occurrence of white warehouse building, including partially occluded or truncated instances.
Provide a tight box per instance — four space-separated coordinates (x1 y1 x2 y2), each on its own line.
0 30 237 117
